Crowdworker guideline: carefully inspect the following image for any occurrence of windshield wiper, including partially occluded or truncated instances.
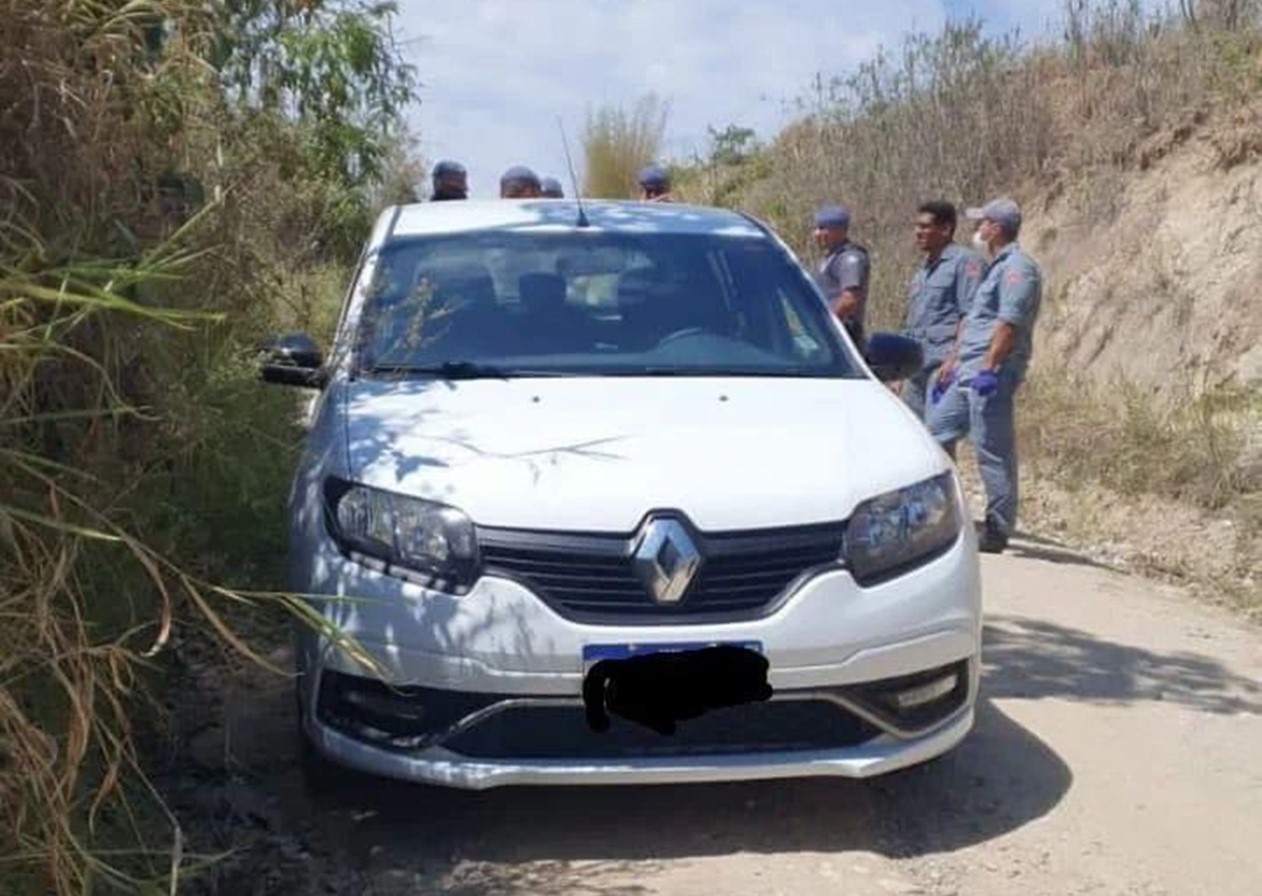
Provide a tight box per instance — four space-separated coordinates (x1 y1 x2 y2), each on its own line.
368 361 584 380
606 367 827 378
369 360 510 380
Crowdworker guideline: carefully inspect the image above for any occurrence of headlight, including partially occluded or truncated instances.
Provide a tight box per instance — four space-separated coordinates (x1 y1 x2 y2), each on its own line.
844 472 961 586
323 478 480 590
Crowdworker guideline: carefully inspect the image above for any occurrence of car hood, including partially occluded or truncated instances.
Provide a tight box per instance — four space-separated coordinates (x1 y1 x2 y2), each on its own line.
341 377 947 531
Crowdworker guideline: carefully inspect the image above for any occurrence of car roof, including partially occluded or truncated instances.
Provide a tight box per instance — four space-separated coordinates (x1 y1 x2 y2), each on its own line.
385 199 768 241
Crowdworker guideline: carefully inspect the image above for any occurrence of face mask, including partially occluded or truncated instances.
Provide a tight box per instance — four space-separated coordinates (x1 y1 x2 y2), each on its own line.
972 231 989 254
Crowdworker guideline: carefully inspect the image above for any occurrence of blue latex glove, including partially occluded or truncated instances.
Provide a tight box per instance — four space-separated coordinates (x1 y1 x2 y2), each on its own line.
969 368 999 397
930 367 955 404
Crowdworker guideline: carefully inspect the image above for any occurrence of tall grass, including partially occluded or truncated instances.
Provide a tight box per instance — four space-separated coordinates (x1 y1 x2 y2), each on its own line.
1020 365 1260 511
0 1 403 891
582 93 671 198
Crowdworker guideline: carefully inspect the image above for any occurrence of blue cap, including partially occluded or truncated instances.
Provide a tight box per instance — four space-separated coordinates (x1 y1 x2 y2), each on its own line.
814 205 850 229
432 159 466 178
637 165 670 190
540 176 564 198
500 165 540 187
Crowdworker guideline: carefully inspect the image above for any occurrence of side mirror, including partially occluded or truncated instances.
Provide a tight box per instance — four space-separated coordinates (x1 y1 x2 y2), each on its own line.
864 332 923 383
259 333 326 389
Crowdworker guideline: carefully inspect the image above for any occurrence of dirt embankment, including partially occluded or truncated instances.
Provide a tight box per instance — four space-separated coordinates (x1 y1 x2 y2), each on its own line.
1028 105 1262 395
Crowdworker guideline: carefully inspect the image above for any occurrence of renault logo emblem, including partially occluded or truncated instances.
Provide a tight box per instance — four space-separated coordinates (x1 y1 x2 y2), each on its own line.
632 517 702 605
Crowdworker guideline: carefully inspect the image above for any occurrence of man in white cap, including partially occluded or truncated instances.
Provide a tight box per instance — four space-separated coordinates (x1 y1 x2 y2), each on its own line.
927 196 1043 553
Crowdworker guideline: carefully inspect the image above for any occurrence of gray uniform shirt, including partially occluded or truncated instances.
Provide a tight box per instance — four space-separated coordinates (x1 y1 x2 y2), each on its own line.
903 243 983 368
955 243 1043 379
814 240 870 334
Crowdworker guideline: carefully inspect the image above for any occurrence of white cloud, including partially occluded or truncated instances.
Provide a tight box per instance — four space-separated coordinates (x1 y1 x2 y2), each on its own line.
390 0 1154 199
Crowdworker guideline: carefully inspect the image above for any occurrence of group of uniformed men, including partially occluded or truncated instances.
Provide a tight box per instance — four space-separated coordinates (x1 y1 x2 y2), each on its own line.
426 159 672 202
811 197 1043 555
423 158 1041 555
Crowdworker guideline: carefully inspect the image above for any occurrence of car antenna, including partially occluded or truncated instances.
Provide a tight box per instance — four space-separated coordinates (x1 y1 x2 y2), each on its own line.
557 116 590 228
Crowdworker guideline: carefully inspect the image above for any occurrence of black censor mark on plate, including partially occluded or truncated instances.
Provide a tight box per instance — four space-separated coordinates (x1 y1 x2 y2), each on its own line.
582 645 773 736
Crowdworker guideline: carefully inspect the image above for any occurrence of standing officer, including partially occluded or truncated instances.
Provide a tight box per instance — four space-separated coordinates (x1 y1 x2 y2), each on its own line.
902 200 983 419
637 165 673 202
928 197 1043 554
429 160 468 201
540 176 565 198
811 205 870 344
500 165 543 198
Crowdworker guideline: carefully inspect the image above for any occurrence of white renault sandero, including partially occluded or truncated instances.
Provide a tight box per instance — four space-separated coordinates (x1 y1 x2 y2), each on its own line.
259 197 982 791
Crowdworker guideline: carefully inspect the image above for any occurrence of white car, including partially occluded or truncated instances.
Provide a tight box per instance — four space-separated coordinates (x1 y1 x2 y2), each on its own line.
260 198 982 791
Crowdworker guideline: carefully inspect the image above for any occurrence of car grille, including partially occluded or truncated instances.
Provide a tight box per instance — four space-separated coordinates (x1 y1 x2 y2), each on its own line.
443 700 881 760
476 520 846 622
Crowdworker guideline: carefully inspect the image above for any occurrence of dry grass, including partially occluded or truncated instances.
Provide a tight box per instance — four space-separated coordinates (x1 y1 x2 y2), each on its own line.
581 93 671 198
0 1 396 891
1021 366 1257 508
1009 363 1261 613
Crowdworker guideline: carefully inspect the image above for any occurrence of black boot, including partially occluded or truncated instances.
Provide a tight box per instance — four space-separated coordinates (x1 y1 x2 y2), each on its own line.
978 520 1009 554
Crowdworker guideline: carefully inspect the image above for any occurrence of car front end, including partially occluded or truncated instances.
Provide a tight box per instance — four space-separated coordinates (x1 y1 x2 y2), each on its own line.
289 379 981 790
275 199 983 790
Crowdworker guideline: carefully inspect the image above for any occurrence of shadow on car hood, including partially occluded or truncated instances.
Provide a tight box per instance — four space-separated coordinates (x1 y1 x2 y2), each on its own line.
342 377 945 531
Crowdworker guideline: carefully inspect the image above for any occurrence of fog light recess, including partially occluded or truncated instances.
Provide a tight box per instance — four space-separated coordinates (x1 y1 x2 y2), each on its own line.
892 673 958 710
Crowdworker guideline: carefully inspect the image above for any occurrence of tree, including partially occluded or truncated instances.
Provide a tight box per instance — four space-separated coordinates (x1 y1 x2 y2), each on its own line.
210 0 418 186
707 124 759 166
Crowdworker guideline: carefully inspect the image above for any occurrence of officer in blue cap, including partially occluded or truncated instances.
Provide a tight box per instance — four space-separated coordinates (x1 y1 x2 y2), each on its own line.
637 165 673 202
927 196 1043 553
430 160 468 201
540 176 565 198
811 204 870 343
500 165 542 198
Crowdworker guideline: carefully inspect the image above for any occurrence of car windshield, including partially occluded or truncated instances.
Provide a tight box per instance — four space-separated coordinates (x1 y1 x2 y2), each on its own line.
352 229 861 379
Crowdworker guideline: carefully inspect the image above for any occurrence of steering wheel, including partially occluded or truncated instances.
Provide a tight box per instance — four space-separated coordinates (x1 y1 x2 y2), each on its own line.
655 326 710 347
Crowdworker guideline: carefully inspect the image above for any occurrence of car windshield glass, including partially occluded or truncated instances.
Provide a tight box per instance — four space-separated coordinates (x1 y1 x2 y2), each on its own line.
353 229 860 379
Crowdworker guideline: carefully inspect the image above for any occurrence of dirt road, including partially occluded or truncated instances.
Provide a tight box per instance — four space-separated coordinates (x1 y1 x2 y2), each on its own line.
172 535 1262 896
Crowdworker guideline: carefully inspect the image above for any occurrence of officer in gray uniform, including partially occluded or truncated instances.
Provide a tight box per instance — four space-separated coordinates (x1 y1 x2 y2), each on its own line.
902 200 983 420
927 197 1043 553
540 176 565 198
811 205 870 343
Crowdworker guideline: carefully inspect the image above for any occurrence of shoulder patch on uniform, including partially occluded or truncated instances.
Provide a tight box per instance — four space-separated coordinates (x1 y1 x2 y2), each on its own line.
965 260 981 277
1005 269 1024 285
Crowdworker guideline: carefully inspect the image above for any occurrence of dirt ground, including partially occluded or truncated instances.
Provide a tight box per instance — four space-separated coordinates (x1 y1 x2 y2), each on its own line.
154 531 1262 896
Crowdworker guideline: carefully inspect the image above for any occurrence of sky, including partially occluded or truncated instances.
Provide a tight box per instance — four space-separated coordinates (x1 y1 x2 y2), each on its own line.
390 1 1108 199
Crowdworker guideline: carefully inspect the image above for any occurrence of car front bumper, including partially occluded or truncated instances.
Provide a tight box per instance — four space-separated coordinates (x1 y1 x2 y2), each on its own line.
291 523 982 789
304 691 976 790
